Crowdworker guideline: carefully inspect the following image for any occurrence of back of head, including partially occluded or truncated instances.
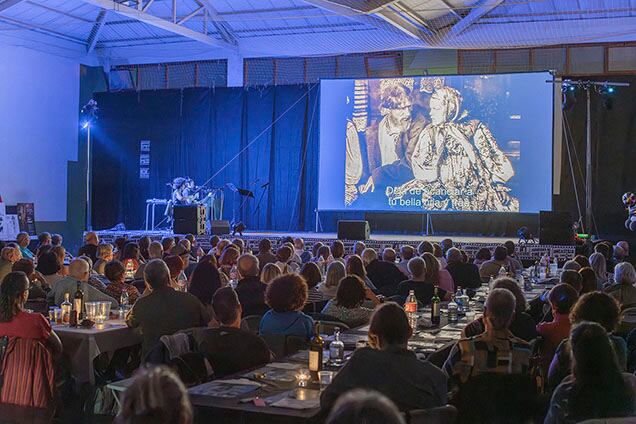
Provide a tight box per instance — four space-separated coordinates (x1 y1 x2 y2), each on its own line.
69 258 90 281
548 283 579 315
354 241 366 256
421 252 439 282
614 261 636 285
563 260 582 271
189 260 221 306
617 240 630 255
345 254 366 278
258 238 272 253
578 267 597 294
441 238 454 253
148 241 163 259
161 237 175 253
594 242 611 259
265 274 307 312
85 231 98 245
300 262 322 289
331 240 345 259
98 243 114 260
570 291 621 332
417 241 433 255
261 263 282 284
237 254 259 278
361 248 377 265
38 232 51 246
276 245 293 263
589 252 607 278
144 259 171 289
325 261 346 288
400 245 415 261
326 389 405 424
493 245 508 262
446 247 463 263
163 255 184 280
12 258 34 276
573 255 591 269
105 260 126 283
369 302 411 346
484 288 516 330
335 276 366 309
503 240 516 255
560 269 583 293
407 257 426 279
209 235 220 248
51 234 62 246
122 242 140 261
312 242 324 258
0 272 29 322
492 277 527 314
381 248 396 263
36 251 61 276
212 287 240 325
475 247 491 261
432 243 443 258
116 366 192 424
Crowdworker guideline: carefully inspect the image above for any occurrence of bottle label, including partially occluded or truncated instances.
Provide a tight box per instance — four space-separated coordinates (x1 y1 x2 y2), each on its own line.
432 302 440 317
74 299 82 312
309 350 321 372
404 302 417 313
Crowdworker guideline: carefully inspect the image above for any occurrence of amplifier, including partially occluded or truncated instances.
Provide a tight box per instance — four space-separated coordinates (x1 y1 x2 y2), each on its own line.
173 205 206 235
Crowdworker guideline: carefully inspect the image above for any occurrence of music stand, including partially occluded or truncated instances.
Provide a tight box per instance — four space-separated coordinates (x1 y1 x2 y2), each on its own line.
227 183 254 224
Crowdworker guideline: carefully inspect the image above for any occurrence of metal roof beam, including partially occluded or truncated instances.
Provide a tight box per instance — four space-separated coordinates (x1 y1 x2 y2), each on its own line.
87 9 107 53
195 0 238 46
77 0 234 49
446 0 503 37
0 0 25 13
375 6 434 39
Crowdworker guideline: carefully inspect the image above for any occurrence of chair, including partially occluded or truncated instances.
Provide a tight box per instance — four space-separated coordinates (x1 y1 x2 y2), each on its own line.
303 300 328 314
260 334 308 360
617 306 636 337
316 321 350 335
408 405 458 424
308 313 347 326
240 315 263 334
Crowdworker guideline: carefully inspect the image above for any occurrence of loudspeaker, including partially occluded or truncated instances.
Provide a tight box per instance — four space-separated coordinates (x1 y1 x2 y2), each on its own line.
210 220 231 236
173 205 206 235
337 220 370 240
539 211 574 245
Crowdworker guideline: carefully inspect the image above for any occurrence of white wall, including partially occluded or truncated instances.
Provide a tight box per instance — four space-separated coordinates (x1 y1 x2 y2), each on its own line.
0 44 79 221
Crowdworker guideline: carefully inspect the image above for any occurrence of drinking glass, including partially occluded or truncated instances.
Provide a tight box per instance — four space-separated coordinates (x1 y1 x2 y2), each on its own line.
318 371 333 390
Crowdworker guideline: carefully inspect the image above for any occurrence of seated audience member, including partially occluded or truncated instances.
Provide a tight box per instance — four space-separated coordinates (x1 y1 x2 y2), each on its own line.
606 262 636 309
560 269 583 293
503 240 523 271
398 257 447 305
0 246 21 282
445 248 481 292
164 255 186 287
161 237 176 256
562 260 581 272
138 236 151 261
36 232 52 254
51 234 63 246
93 244 114 275
318 261 346 299
548 292 627 388
479 245 520 282
282 241 302 266
441 238 454 256
135 241 163 280
12 259 48 299
173 244 195 279
311 242 324 260
321 302 447 413
528 270 582 324
235 254 268 316
218 245 240 278
617 240 630 258
120 243 142 273
614 245 628 264
115 366 192 424
36 251 64 289
188 260 222 310
51 245 69 276
79 255 109 291
544 322 636 424
293 238 312 264
259 274 314 339
196 287 270 377
275 245 298 274
261 262 282 285
78 231 100 263
326 389 406 424
127 260 209 357
231 238 245 255
473 247 491 267
589 252 609 289
300 262 325 304
417 241 433 256
422 252 454 293
432 244 447 269
578 267 597 294
315 245 333 266
353 241 366 257
463 277 537 342
322 276 377 327
595 242 615 272
48 258 118 307
16 232 34 260
346 254 377 292
0 272 62 354
573 254 591 269
536 284 578 350
397 245 415 277
103 260 140 304
363 248 406 295
331 240 346 264
444 289 531 390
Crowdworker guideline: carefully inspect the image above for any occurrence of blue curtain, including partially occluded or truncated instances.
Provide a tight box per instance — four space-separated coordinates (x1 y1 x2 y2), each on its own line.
91 85 320 232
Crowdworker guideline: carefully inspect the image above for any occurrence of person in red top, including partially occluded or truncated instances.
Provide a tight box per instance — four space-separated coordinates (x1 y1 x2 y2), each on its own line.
536 283 579 350
0 271 62 352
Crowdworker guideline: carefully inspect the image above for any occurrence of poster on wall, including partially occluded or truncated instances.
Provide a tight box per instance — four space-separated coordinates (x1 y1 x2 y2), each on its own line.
16 203 36 235
0 214 20 241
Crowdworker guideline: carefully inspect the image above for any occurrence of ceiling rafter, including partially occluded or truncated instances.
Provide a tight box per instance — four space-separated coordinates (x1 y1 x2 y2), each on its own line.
445 0 504 37
87 9 107 53
375 5 434 39
195 0 238 46
0 0 25 13
77 0 235 49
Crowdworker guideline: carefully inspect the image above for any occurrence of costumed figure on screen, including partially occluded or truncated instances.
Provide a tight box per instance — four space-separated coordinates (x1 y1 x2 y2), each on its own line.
623 192 636 231
391 83 519 212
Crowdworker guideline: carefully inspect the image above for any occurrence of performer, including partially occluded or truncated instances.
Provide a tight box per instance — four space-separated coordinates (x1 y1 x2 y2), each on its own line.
623 192 636 231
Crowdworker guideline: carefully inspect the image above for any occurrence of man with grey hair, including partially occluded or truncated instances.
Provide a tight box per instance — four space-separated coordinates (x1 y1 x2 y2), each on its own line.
443 288 531 388
354 241 366 257
445 247 481 292
397 257 447 305
127 259 209 356
0 246 21 282
365 247 409 296
234 254 268 316
16 232 34 260
134 240 164 280
47 258 118 307
607 261 636 308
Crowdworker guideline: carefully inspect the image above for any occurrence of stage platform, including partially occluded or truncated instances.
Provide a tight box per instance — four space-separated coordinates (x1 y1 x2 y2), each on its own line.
92 229 576 261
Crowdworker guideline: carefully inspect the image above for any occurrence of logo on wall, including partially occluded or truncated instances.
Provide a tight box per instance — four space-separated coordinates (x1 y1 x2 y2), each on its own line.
139 140 150 179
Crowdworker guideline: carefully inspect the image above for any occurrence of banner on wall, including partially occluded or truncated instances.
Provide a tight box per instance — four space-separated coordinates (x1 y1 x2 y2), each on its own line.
16 203 36 235
0 214 20 241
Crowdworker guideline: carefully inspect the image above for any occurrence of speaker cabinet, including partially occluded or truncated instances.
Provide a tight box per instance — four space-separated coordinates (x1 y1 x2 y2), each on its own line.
539 211 574 245
210 220 231 236
173 205 206 235
337 220 370 240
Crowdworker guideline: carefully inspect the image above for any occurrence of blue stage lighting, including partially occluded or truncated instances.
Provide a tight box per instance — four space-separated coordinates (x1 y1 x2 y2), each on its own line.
607 86 615 94
82 121 90 129
569 85 576 92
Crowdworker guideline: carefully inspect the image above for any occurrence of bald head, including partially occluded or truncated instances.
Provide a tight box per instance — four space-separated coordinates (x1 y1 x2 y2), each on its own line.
69 258 90 282
237 254 259 278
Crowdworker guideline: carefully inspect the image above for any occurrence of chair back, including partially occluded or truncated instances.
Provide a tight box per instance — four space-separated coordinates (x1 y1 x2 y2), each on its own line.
408 405 458 424
308 313 346 325
0 337 55 408
316 321 350 335
260 334 308 360
617 306 636 337
240 315 263 334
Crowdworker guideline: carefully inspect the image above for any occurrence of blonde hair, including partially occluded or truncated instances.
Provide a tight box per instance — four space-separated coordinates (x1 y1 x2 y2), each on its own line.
261 263 282 284
325 261 346 288
98 243 113 259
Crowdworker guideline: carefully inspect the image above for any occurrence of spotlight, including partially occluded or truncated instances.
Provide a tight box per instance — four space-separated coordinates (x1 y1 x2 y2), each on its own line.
569 85 576 92
607 86 615 94
81 121 90 129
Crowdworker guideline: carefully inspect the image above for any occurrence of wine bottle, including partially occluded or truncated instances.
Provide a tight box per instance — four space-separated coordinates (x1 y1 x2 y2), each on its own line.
431 286 441 326
309 323 323 380
61 293 72 324
74 281 85 321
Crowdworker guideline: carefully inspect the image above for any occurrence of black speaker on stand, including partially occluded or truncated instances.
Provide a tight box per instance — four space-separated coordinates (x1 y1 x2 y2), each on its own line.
173 205 206 235
337 220 370 240
539 211 574 245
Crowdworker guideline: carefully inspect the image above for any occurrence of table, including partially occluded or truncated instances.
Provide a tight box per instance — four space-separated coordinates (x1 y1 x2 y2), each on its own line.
53 319 142 385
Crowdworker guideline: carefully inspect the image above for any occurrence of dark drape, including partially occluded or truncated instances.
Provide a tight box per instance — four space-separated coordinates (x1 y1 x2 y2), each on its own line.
92 85 319 231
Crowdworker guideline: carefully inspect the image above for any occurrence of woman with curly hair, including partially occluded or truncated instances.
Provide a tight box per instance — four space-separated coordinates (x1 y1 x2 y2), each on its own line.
258 274 314 340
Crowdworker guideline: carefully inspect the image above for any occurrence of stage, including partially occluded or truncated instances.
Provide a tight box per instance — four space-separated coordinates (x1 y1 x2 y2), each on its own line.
91 229 576 261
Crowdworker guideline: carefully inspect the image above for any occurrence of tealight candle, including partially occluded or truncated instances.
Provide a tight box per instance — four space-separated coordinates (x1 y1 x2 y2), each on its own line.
295 369 310 387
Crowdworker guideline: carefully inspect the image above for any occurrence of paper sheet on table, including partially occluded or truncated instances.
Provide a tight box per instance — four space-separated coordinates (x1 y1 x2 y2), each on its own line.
267 362 302 370
188 381 260 398
269 397 320 410
217 378 264 386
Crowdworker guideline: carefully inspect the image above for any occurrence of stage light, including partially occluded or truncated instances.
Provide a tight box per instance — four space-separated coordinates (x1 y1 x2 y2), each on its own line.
231 221 246 236
607 86 615 94
81 121 90 129
569 85 576 92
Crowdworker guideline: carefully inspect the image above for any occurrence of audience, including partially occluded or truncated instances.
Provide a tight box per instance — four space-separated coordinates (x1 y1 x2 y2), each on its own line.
331 240 346 264
16 232 34 260
536 284 578 351
293 238 312 264
259 274 314 339
606 261 636 309
545 322 636 423
300 261 325 304
0 246 21 282
138 236 151 261
589 252 609 289
325 389 406 424
12 258 48 299
562 260 581 271
47 258 118 307
196 287 270 378
135 241 163 279
161 237 176 256
578 267 597 294
479 245 521 282
445 247 481 291
78 231 99 263
36 250 64 289
260 262 282 284
164 255 186 287
363 248 406 295
321 302 447 413
115 366 192 424
322 276 377 327
397 245 415 277
346 254 377 291
473 247 491 267
398 257 447 305
432 243 447 269
126 260 209 356
103 260 141 304
503 240 523 271
93 243 114 275
188 259 222 310
318 261 346 299
422 252 454 293
235 254 268 316
275 245 298 274
572 254 591 269
353 241 366 256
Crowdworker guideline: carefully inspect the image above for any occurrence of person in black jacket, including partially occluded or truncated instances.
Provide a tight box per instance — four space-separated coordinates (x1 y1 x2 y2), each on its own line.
235 254 268 317
363 248 408 296
445 248 481 295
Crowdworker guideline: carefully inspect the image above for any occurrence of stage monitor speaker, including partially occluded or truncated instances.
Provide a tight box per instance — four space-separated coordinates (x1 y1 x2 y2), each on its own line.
210 220 231 235
337 220 370 240
539 211 574 245
173 205 206 235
